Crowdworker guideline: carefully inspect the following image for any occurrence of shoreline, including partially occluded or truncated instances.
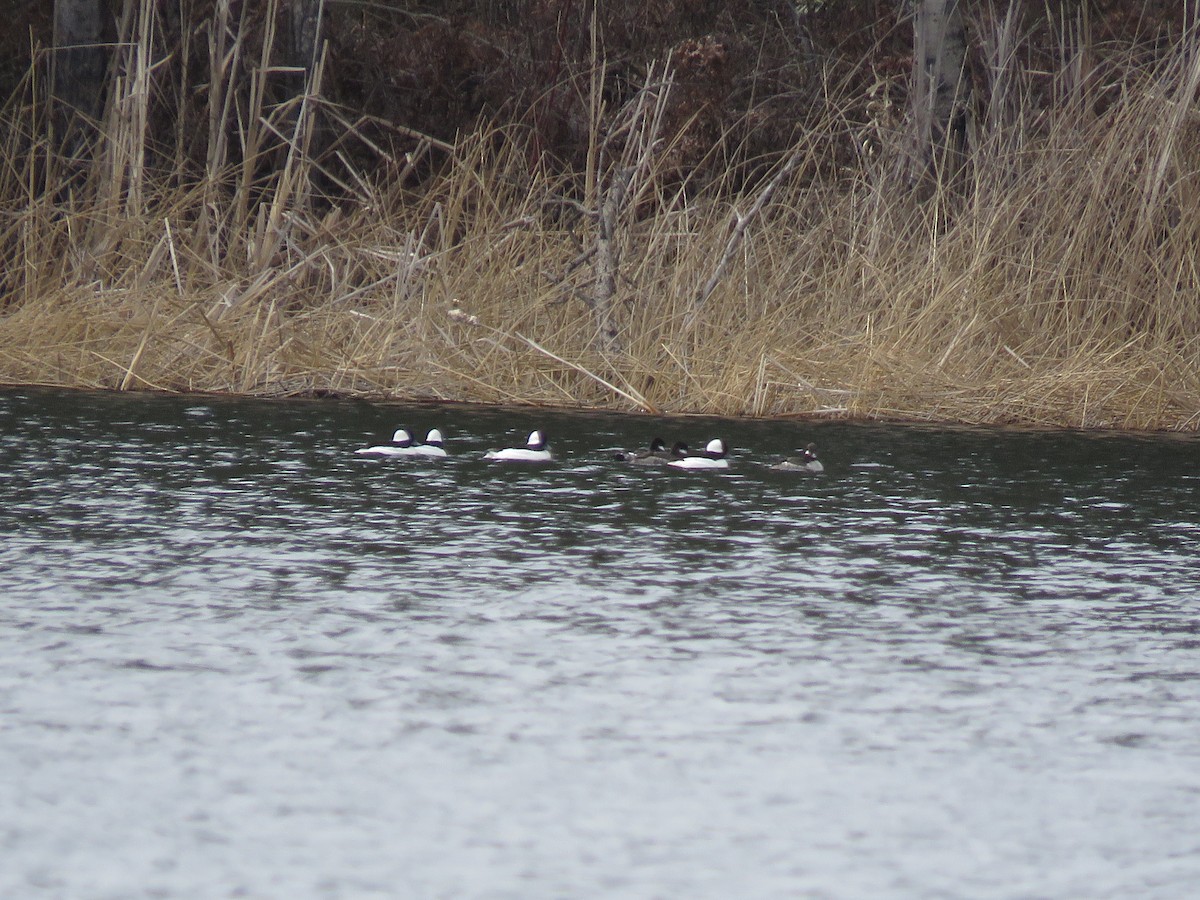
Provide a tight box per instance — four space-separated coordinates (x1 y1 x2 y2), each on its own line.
3 376 1196 437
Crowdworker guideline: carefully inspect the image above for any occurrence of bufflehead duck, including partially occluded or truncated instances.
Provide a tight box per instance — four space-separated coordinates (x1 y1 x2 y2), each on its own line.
485 430 553 462
771 443 823 473
355 427 420 457
614 437 689 466
668 438 729 470
408 428 448 458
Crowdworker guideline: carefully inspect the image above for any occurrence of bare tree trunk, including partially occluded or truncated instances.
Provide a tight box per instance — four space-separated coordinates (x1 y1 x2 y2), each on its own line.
909 0 970 189
53 0 107 140
280 0 326 195
283 0 323 96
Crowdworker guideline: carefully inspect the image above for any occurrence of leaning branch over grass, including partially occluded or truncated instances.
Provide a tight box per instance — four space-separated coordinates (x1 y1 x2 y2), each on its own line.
449 309 657 413
683 148 802 332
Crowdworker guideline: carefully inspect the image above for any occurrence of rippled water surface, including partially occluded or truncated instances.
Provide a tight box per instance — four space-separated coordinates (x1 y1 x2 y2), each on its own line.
2 387 1199 898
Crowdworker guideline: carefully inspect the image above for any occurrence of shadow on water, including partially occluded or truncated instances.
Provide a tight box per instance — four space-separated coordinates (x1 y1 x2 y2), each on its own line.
2 386 1200 897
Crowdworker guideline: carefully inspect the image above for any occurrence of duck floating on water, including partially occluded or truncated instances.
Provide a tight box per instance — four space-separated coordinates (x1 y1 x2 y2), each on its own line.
771 443 823 473
355 427 418 457
614 437 689 466
355 427 447 458
408 428 448 458
485 430 553 463
668 438 729 470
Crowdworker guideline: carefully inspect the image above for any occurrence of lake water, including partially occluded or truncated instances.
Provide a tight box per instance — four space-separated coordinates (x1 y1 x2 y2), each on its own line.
2 387 1199 898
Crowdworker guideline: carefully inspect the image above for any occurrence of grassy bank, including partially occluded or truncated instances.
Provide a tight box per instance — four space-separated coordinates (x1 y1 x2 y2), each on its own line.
3 18 1200 431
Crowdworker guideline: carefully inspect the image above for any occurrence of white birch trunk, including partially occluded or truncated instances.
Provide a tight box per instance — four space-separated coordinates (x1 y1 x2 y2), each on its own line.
910 0 970 186
284 0 324 93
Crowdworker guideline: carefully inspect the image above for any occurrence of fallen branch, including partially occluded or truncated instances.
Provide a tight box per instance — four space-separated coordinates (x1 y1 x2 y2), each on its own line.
448 309 657 412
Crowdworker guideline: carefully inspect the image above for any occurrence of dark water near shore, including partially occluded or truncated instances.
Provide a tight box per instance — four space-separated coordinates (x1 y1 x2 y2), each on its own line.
2 387 1199 898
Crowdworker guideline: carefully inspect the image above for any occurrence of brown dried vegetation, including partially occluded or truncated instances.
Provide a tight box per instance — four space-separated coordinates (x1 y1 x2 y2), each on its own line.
0 2 1197 430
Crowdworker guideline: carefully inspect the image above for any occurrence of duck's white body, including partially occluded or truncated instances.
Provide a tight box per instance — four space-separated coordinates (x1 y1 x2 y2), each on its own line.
669 438 728 470
487 447 553 462
356 428 420 457
485 430 552 463
670 456 729 470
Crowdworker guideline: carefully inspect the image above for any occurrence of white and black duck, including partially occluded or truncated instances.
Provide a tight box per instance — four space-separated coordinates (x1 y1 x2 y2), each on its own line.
355 427 420 457
485 430 553 463
668 438 729 471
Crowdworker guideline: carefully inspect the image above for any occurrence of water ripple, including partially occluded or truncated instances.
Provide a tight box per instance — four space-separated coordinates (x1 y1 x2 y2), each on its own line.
2 388 1200 897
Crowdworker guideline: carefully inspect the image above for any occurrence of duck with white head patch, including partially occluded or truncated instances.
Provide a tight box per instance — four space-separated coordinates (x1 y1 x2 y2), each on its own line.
614 437 688 466
485 430 553 463
771 443 823 473
668 438 729 470
355 427 420 457
408 428 448 458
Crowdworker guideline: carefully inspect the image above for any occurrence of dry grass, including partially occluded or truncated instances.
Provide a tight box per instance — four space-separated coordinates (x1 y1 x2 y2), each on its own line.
3 8 1200 431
